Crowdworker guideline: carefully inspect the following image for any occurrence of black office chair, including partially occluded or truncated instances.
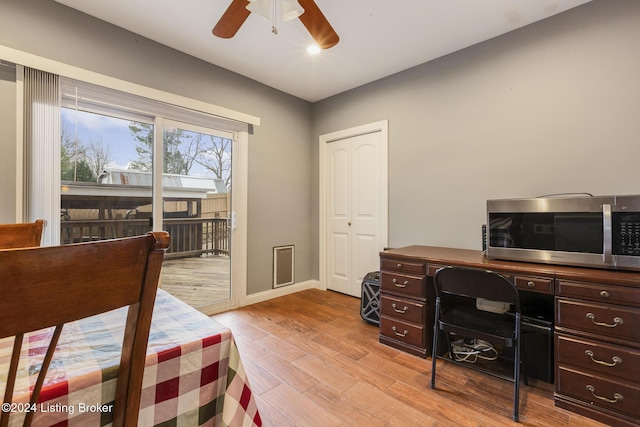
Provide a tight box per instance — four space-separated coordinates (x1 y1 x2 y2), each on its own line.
430 266 526 422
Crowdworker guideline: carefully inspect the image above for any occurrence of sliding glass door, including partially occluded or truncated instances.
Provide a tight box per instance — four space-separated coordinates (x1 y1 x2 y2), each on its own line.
60 110 238 312
158 120 234 311
60 108 153 244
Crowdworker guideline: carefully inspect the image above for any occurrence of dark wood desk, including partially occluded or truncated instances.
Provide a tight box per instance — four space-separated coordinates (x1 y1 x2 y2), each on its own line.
379 246 640 427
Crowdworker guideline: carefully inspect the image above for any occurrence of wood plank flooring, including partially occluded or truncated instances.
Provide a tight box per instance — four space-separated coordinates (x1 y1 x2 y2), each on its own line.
211 289 608 427
160 255 230 307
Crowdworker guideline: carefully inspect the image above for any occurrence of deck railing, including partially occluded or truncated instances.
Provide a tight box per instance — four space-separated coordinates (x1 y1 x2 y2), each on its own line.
61 217 229 258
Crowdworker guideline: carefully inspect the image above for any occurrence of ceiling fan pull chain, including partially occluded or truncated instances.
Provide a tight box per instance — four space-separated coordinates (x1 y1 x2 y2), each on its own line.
272 0 278 34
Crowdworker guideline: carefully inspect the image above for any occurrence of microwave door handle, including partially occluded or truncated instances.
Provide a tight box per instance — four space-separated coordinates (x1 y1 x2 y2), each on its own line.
603 204 612 264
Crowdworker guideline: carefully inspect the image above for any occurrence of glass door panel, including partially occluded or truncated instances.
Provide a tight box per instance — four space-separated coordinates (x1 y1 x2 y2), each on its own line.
61 110 235 311
159 121 233 310
60 108 152 244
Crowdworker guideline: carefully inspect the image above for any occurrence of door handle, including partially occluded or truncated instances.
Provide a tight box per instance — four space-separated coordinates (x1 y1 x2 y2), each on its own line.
602 204 612 264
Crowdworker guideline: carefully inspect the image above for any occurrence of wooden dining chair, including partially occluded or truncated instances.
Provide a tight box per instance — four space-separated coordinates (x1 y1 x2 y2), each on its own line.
0 231 170 427
0 219 45 249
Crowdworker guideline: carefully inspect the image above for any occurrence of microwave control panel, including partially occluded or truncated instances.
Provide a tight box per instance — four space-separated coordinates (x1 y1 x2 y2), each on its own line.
615 213 640 256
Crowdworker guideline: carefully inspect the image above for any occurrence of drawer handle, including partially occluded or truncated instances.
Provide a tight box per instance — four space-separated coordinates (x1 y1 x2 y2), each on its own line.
586 313 623 328
600 290 610 298
586 385 623 404
392 303 409 314
527 281 536 288
392 278 409 288
585 350 622 367
392 326 408 338
397 263 403 269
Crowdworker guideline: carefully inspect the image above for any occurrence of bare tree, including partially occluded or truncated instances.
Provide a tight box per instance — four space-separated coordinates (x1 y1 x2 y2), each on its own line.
86 136 112 179
61 121 95 182
194 135 232 189
129 122 232 189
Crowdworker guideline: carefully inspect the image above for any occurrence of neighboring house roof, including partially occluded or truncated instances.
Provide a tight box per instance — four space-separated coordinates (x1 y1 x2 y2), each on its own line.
61 169 227 210
97 169 227 194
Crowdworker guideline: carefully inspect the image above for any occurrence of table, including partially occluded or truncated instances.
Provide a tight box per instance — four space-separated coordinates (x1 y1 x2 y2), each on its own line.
379 245 640 426
0 290 262 426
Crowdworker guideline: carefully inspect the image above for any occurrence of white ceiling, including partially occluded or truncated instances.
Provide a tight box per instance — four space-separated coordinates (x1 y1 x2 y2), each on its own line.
54 0 592 102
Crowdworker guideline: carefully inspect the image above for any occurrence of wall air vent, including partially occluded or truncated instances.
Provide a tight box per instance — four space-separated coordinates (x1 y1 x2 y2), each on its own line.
273 245 294 288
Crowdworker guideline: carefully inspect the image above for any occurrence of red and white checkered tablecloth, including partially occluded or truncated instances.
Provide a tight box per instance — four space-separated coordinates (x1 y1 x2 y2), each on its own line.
0 290 262 427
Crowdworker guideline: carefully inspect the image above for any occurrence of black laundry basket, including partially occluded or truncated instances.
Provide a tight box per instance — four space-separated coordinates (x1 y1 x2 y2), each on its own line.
360 271 380 325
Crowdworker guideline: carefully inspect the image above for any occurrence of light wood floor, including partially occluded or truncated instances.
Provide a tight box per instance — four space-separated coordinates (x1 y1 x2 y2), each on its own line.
211 288 608 427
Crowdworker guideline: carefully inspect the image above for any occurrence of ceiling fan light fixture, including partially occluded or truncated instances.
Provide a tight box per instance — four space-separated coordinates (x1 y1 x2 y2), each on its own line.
246 0 272 22
281 0 304 21
307 44 321 55
214 0 339 49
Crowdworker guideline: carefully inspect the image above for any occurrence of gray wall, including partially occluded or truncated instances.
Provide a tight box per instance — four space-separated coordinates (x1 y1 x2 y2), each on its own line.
0 0 313 295
2 0 639 293
311 0 640 273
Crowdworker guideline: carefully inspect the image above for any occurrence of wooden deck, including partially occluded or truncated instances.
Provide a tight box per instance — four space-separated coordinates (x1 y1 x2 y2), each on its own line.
160 255 230 308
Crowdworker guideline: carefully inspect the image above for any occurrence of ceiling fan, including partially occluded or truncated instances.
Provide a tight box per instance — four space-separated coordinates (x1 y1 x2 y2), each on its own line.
212 0 339 49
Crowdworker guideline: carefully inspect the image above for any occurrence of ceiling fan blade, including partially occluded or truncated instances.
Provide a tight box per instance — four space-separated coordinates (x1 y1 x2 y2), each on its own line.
212 0 251 39
297 0 339 49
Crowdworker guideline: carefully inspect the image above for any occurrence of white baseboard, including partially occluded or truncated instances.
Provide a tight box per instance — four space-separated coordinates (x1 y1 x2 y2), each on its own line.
241 279 322 306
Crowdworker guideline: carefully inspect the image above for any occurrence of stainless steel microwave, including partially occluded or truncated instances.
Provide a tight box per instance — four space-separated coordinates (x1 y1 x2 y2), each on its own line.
486 194 640 271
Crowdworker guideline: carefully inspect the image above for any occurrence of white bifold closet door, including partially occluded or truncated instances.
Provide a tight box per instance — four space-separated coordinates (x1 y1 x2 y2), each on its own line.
324 125 386 297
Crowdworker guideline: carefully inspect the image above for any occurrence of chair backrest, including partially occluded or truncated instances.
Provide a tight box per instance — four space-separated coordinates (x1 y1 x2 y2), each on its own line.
0 231 170 427
433 266 520 309
0 220 45 249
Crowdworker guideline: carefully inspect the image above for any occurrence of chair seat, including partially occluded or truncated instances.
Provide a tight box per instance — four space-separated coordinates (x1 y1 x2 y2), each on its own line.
431 266 524 422
439 306 515 346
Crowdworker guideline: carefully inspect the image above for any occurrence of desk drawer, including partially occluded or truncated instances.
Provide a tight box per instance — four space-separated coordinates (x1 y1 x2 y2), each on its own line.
514 275 553 294
380 272 426 299
380 295 425 325
557 280 640 307
427 264 447 277
380 258 426 275
556 334 640 381
556 366 640 419
380 316 425 348
556 298 640 342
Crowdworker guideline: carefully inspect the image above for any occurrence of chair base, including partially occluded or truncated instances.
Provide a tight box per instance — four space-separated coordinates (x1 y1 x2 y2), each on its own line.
430 354 524 422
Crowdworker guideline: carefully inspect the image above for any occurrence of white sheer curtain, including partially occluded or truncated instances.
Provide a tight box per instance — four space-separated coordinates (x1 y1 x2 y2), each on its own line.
23 67 60 246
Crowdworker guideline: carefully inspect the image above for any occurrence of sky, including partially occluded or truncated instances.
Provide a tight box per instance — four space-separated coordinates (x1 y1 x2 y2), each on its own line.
61 107 141 170
61 108 227 178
